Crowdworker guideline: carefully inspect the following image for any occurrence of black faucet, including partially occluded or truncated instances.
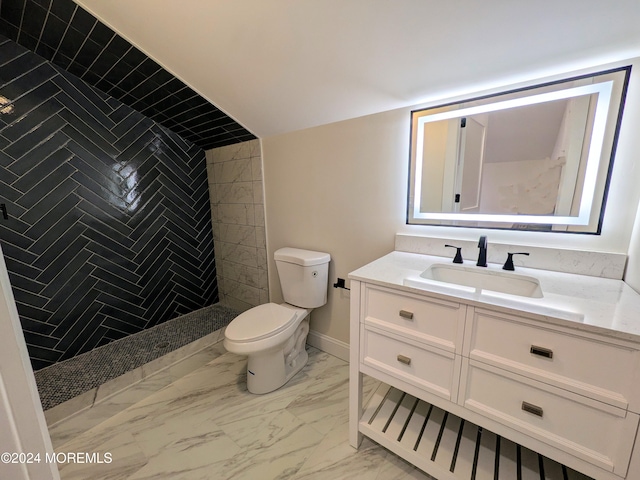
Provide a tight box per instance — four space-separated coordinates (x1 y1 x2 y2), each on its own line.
476 236 487 267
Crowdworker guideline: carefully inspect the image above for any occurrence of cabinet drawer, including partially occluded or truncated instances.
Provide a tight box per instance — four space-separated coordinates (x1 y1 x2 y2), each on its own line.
361 325 459 401
461 360 638 476
364 285 465 353
464 309 638 409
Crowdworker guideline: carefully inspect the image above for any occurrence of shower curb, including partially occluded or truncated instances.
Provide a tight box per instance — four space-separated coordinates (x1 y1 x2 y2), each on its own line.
45 329 223 427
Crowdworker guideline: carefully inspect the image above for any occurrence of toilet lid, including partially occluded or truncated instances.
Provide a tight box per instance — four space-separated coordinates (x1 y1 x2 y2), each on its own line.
225 303 297 342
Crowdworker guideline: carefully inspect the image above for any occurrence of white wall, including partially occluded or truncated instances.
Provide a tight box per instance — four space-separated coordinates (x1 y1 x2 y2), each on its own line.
624 68 640 292
628 207 640 292
263 110 409 343
262 58 640 345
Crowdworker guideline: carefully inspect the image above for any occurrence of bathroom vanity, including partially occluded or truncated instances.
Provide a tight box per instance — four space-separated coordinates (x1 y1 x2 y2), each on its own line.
349 249 640 480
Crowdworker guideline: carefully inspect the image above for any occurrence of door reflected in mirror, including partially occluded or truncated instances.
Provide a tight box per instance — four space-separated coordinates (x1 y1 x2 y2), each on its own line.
408 66 630 233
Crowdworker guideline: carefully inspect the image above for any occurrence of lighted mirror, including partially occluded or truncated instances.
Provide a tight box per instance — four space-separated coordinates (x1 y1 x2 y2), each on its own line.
407 66 630 233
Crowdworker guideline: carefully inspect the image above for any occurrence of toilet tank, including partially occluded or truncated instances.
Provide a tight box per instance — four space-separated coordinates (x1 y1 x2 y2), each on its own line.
274 247 331 308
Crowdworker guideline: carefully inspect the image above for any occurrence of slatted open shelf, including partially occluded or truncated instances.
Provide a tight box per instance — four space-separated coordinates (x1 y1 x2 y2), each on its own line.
360 384 594 480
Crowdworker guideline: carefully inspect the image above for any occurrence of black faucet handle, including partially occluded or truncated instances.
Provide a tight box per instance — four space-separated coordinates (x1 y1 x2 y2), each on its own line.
445 245 463 264
503 252 530 271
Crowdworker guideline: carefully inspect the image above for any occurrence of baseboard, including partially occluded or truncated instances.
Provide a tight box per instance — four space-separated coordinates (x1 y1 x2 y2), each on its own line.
306 329 349 362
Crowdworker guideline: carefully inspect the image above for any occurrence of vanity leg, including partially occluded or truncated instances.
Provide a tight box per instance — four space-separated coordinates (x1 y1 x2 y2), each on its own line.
349 371 363 448
349 280 363 448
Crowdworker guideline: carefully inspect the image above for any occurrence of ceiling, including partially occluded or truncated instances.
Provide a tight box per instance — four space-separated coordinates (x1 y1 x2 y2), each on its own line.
0 0 256 150
72 0 640 138
2 1 640 145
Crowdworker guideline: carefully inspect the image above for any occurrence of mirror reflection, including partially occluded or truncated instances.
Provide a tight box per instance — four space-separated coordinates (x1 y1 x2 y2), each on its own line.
408 66 630 233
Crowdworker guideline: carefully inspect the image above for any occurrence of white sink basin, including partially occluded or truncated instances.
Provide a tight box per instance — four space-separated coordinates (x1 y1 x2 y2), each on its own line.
418 263 543 298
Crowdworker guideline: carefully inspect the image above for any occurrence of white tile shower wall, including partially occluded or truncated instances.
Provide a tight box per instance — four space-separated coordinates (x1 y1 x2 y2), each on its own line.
396 233 627 279
205 139 269 311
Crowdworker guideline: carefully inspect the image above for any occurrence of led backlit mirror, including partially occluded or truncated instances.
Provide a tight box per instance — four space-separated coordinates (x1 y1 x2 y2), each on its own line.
407 66 630 233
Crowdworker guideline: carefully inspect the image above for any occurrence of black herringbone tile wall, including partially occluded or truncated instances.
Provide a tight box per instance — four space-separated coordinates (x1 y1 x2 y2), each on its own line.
0 0 257 150
0 35 218 370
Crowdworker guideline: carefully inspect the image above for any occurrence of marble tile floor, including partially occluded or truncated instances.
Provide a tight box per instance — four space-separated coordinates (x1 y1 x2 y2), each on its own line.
47 330 228 447
52 344 436 480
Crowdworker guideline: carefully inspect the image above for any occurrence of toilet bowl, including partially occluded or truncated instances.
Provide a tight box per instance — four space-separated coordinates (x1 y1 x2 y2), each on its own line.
224 303 310 394
223 247 330 394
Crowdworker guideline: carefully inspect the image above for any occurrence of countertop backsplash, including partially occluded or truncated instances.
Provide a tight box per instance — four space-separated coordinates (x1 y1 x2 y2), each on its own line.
395 234 626 280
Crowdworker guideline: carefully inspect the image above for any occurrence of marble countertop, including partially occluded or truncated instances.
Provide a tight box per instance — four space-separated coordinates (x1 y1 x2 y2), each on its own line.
349 251 640 343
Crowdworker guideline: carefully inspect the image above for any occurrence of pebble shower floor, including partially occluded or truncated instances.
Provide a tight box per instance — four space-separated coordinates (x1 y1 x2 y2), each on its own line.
34 303 239 410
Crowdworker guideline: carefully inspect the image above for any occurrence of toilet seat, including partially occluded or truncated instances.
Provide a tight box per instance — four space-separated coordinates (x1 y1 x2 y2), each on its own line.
225 303 297 343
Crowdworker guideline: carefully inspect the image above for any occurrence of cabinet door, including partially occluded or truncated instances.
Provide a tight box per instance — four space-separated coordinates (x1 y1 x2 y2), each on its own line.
463 307 639 410
361 324 461 401
460 360 638 477
363 285 466 353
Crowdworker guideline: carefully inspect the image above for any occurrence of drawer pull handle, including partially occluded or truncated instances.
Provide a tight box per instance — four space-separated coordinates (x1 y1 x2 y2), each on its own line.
522 401 543 417
399 310 414 320
397 355 412 365
530 345 553 359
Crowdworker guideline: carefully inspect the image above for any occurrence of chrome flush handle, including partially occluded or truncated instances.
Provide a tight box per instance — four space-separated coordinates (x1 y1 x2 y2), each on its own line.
397 355 412 365
522 401 544 417
530 345 553 359
399 310 414 320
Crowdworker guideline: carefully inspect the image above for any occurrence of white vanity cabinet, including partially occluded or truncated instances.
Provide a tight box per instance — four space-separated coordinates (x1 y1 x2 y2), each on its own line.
349 279 640 480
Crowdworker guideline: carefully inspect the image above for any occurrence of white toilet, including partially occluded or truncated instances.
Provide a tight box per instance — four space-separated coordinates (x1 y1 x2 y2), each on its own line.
223 247 331 394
